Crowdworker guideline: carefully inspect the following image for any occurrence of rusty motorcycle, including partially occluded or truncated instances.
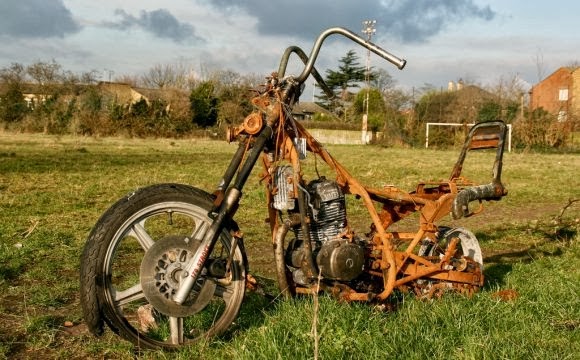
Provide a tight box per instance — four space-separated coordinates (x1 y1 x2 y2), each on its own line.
80 27 508 350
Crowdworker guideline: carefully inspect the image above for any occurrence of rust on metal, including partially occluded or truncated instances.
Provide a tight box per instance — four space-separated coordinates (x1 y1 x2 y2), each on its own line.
227 72 507 303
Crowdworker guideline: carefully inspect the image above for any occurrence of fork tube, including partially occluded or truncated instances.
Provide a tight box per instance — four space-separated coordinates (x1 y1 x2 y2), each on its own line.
174 127 273 305
216 142 246 193
232 127 273 189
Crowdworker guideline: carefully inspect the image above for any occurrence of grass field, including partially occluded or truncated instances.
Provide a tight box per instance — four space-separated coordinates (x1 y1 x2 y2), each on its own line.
0 132 578 359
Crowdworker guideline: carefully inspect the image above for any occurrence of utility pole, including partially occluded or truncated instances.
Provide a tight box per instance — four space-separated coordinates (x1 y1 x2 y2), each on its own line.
103 69 114 82
312 82 317 102
361 20 376 144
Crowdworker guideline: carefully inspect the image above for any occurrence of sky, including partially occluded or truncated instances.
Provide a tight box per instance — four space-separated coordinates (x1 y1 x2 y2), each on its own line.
1 0 579 95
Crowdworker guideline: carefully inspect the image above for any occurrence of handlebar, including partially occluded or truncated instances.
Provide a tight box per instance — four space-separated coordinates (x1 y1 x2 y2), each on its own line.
292 27 406 85
277 46 335 99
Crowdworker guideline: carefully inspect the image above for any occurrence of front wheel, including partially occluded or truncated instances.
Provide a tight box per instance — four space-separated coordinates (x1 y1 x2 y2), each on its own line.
80 184 246 350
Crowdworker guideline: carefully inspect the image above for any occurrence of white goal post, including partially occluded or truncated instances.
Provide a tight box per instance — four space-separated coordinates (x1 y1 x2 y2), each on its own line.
425 122 512 152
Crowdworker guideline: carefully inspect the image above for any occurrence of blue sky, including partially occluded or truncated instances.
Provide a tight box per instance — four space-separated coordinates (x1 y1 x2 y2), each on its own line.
1 0 578 93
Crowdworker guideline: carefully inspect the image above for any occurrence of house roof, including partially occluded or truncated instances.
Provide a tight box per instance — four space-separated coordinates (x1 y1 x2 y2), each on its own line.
97 82 156 104
292 101 331 116
539 66 580 83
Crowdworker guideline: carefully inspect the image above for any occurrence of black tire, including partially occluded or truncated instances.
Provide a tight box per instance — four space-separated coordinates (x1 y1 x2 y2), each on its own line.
80 197 127 336
79 183 246 350
80 235 105 336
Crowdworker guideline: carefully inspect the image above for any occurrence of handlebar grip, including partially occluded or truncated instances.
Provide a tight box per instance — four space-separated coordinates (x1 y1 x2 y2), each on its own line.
451 183 506 219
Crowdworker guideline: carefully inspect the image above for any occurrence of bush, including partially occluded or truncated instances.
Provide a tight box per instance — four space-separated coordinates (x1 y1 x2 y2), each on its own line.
0 85 28 124
190 81 218 128
513 108 578 149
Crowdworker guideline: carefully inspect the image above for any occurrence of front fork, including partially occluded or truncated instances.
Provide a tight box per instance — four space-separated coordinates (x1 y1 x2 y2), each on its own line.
173 127 273 304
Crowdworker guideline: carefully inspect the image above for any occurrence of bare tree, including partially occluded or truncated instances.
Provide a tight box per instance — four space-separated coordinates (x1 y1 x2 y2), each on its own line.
80 70 100 84
141 62 196 90
114 74 140 87
372 68 396 92
142 64 174 89
487 73 527 103
0 62 27 86
533 48 547 82
27 60 62 86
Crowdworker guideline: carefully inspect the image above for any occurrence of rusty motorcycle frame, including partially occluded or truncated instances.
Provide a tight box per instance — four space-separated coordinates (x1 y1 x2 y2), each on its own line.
80 27 508 350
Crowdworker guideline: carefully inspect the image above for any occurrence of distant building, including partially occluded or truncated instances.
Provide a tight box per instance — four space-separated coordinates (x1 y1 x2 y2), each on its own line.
0 81 167 111
97 81 151 105
530 67 580 121
291 101 334 120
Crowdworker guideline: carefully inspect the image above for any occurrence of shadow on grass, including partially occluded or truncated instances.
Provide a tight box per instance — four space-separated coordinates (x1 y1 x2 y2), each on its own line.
484 244 565 264
219 275 282 341
483 263 514 288
480 222 574 288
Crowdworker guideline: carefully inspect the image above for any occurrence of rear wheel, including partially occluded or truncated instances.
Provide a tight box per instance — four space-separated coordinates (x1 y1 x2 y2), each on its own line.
80 184 246 350
417 227 483 297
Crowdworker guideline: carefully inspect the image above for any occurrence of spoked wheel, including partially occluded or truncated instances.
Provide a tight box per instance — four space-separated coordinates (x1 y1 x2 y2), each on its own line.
417 227 483 298
80 184 246 350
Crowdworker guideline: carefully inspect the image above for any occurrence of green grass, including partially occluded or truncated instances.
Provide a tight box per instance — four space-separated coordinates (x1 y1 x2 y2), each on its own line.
0 131 578 359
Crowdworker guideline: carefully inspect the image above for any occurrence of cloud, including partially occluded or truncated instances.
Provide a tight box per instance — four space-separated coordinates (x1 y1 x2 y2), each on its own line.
384 0 495 42
104 8 203 43
0 0 81 38
209 0 496 43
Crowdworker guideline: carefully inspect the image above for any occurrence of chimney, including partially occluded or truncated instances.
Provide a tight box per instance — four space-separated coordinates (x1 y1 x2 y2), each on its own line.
448 81 455 91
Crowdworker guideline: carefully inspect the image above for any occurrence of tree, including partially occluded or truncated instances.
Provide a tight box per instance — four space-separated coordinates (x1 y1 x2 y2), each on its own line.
326 50 367 97
25 61 67 132
142 63 194 90
142 64 176 89
27 60 62 86
411 90 456 146
114 74 140 87
0 63 27 85
0 85 28 123
75 85 105 135
210 70 257 129
353 88 386 130
190 81 218 127
0 63 28 124
372 68 395 93
317 50 370 115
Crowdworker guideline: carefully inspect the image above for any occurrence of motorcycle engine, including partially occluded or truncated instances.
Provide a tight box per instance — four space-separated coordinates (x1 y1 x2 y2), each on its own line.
273 169 364 284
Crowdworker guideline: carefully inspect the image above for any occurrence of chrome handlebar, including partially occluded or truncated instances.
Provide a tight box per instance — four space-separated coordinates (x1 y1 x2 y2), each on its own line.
289 27 406 85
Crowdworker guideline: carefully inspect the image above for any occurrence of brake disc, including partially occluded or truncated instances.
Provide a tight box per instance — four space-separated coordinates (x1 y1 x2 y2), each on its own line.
140 235 216 317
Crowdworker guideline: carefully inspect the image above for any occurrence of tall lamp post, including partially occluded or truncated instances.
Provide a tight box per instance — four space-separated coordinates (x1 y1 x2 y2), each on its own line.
361 20 376 144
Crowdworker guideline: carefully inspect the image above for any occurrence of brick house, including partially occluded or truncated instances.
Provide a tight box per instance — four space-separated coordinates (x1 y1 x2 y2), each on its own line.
530 67 580 121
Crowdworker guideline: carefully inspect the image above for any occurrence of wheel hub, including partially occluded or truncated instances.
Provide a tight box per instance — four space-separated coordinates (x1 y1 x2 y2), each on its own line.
140 235 216 317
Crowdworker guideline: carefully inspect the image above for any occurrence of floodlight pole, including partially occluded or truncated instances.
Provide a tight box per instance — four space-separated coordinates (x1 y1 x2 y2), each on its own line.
362 20 376 144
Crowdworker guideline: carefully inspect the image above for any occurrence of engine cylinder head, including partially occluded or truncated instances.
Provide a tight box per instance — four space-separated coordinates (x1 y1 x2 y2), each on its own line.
293 177 346 243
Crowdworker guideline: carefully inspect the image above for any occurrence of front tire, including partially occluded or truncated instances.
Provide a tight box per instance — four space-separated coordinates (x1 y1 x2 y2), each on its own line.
80 184 246 350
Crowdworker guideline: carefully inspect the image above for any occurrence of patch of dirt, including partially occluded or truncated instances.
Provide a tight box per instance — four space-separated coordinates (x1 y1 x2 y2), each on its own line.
446 202 567 230
550 319 579 331
60 323 89 337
